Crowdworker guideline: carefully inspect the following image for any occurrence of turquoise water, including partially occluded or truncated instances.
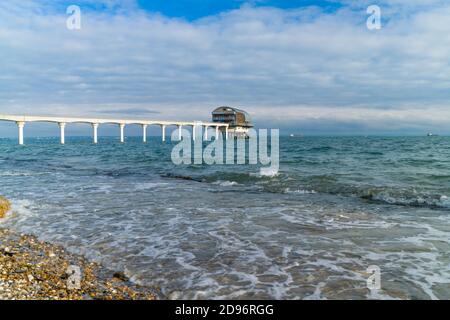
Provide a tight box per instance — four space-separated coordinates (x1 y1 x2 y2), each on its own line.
0 136 449 299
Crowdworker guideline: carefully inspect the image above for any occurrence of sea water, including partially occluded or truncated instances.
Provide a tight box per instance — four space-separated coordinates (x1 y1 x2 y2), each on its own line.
0 136 449 299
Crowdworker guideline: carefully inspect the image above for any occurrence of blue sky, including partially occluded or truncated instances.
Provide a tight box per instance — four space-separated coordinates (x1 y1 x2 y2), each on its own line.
1 0 450 137
136 0 342 20
45 0 343 17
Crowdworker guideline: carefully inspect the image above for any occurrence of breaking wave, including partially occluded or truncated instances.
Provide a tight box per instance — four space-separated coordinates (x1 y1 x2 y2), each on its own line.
163 170 450 209
360 189 450 209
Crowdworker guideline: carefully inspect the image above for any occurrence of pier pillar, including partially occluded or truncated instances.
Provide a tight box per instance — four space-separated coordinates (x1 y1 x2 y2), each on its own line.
59 122 66 145
204 126 208 140
17 121 25 145
142 124 148 143
215 126 219 139
178 125 182 140
119 123 125 143
192 125 196 141
225 127 229 140
92 123 99 144
161 125 166 142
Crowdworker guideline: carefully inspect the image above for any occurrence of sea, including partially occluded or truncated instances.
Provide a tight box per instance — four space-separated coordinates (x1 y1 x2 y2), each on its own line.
0 136 449 299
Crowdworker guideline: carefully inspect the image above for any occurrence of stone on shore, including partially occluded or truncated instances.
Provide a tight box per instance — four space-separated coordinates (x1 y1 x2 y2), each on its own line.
0 228 158 300
0 196 11 219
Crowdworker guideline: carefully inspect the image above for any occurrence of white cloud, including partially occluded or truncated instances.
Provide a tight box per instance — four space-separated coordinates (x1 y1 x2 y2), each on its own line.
0 0 450 134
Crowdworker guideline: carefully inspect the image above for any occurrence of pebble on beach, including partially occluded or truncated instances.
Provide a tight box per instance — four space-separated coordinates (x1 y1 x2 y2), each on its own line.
0 196 157 300
0 228 158 300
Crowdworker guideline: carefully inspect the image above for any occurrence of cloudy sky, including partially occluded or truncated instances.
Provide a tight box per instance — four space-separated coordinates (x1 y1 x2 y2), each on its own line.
1 0 450 136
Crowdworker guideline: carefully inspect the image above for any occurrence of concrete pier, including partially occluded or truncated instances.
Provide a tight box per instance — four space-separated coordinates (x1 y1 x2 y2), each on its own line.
142 124 148 143
1 115 229 145
204 126 209 140
119 124 125 143
161 125 166 142
92 123 99 144
59 122 66 144
178 125 182 140
17 121 25 145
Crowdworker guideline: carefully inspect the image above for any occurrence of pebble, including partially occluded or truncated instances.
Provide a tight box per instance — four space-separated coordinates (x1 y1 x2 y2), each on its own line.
0 227 158 300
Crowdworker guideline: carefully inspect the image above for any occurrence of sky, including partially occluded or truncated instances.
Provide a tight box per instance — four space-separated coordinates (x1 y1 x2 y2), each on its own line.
1 0 450 136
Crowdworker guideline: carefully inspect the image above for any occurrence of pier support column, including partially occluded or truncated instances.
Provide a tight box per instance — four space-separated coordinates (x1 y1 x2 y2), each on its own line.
204 126 208 140
92 123 99 144
161 125 166 142
178 125 182 140
192 125 196 141
215 126 219 139
59 122 66 145
119 123 125 143
225 127 229 140
142 124 148 143
17 121 25 145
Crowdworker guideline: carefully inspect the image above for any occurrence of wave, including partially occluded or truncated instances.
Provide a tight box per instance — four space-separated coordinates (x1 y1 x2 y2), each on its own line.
259 167 280 177
361 189 450 209
0 199 36 223
159 170 450 209
161 173 204 182
0 171 48 177
212 180 240 187
162 171 277 184
284 188 317 194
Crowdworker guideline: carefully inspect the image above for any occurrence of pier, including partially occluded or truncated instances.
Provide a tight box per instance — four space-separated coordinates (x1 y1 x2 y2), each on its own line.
0 115 229 145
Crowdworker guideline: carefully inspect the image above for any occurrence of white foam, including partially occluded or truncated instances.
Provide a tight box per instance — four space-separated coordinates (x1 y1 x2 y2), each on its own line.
0 171 48 177
259 167 279 177
0 199 36 224
284 188 317 194
370 191 450 208
134 182 170 191
212 180 239 187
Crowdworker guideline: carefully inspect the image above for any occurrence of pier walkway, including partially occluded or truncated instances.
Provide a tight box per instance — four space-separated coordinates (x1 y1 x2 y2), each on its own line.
0 114 229 145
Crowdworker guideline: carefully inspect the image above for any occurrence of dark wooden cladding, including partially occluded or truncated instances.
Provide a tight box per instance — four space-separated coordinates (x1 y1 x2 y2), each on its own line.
212 106 253 128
